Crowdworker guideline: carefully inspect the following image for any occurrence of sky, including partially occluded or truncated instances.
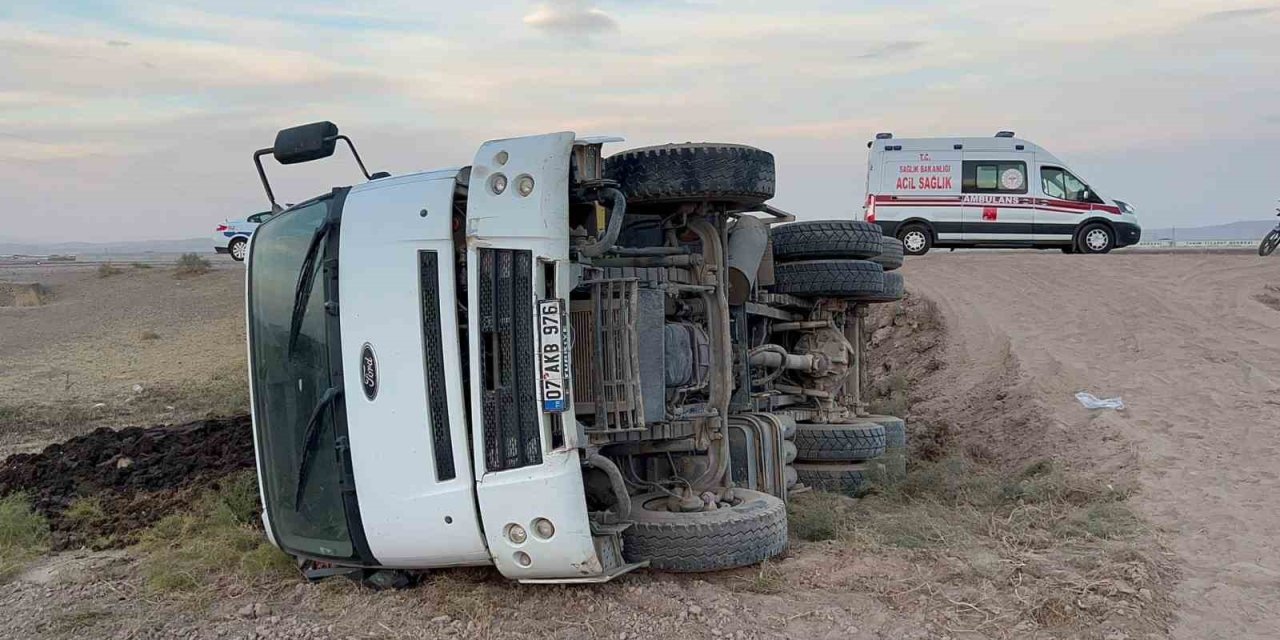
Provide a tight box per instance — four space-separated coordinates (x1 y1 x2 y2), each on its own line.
1 0 1278 242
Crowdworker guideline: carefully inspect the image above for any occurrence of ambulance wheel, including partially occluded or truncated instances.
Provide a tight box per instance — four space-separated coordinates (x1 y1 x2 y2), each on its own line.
771 220 883 260
898 224 932 256
874 236 904 270
1078 223 1114 254
772 259 885 298
229 237 248 262
621 489 788 572
604 143 775 207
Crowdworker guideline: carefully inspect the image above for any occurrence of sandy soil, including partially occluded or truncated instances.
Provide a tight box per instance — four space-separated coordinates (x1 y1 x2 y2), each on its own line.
0 262 247 455
905 252 1280 640
2 251 1275 639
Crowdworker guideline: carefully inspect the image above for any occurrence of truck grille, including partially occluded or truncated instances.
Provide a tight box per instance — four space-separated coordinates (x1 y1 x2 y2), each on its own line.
571 279 645 434
478 248 543 472
418 251 455 481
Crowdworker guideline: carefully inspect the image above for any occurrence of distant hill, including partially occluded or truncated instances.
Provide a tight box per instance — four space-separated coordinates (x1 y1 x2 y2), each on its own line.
1143 219 1275 242
0 237 210 256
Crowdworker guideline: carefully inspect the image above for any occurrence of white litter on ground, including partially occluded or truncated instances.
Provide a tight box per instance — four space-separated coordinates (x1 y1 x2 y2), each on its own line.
1076 392 1124 410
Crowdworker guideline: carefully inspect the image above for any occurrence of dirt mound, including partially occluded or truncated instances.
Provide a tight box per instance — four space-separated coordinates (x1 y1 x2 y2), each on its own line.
0 415 255 549
0 282 50 307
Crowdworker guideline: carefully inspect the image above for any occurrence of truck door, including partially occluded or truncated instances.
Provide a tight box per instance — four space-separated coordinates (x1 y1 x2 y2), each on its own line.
464 132 611 581
338 171 491 567
960 154 1032 242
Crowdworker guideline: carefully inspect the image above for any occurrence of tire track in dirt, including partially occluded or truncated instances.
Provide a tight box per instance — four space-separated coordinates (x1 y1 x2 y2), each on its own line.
903 251 1280 640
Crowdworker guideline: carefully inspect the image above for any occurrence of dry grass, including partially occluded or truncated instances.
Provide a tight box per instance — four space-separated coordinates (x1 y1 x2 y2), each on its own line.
0 493 50 582
96 263 124 278
133 471 295 595
788 457 1174 634
174 253 212 278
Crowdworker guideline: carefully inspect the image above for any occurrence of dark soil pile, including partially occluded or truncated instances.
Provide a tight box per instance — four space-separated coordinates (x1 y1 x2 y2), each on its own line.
0 415 255 549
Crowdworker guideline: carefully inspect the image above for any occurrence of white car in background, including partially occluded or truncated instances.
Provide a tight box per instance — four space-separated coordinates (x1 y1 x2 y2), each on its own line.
213 211 274 261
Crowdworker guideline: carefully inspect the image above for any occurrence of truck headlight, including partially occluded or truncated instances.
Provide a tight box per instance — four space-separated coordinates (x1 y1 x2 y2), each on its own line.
490 173 508 195
532 518 555 539
516 175 535 197
505 523 527 544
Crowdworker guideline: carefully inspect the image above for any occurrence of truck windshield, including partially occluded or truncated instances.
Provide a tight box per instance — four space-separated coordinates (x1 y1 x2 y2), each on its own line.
247 198 355 560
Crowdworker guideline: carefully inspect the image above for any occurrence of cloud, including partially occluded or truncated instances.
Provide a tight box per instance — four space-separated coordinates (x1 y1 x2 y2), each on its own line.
855 40 925 59
523 0 619 34
1199 6 1276 21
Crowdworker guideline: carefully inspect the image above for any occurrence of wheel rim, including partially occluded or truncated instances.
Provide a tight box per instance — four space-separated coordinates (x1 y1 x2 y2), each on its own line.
232 241 247 260
1085 228 1109 251
902 231 926 253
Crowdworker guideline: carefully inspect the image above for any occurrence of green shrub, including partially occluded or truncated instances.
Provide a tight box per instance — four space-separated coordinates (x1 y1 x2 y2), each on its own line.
133 471 293 594
174 253 212 277
0 494 50 581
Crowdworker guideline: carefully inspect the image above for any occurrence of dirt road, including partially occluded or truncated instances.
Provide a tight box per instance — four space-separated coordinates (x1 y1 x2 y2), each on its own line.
906 252 1280 640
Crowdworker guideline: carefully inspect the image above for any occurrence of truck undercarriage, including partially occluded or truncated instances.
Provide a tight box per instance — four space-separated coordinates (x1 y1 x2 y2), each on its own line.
245 124 908 582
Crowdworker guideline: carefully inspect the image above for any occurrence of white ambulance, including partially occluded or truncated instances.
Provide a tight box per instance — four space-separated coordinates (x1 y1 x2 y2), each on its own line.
863 132 1141 255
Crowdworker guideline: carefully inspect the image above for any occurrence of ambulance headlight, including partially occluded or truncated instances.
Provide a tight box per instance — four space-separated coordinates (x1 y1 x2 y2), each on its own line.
1115 200 1135 214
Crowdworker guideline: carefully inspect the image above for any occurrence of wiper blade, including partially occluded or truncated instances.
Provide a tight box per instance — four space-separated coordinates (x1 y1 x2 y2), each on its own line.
293 386 343 511
287 221 332 357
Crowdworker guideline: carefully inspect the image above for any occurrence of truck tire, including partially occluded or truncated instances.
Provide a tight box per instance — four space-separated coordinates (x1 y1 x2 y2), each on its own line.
793 422 886 462
794 462 882 496
898 224 932 256
622 489 788 572
874 236 904 271
863 415 906 449
855 271 904 303
772 260 884 298
771 220 883 261
604 143 775 207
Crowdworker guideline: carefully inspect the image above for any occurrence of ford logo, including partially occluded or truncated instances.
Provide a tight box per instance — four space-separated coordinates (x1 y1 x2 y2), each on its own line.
360 343 378 401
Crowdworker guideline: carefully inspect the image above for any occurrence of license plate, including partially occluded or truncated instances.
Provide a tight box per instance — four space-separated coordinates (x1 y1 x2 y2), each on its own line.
536 299 570 413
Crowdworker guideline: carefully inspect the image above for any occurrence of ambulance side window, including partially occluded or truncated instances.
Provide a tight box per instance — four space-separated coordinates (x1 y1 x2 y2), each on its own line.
1042 167 1103 203
961 161 1026 194
1041 167 1068 199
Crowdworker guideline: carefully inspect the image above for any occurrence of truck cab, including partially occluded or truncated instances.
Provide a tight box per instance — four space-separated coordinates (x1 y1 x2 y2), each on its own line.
246 123 909 582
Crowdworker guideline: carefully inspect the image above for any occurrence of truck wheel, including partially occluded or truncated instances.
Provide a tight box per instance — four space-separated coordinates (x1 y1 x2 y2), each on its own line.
793 422 886 462
874 236 904 271
898 224 932 256
853 271 904 303
862 415 906 449
1078 223 1114 254
794 462 882 496
229 237 248 262
604 143 775 207
621 489 788 572
772 260 884 298
771 220 883 261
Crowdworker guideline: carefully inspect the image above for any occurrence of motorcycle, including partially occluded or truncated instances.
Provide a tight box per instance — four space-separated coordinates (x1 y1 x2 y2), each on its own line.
1260 202 1280 257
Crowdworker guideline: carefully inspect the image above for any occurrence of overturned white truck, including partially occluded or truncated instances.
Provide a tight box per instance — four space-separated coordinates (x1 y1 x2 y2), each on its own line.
245 123 907 584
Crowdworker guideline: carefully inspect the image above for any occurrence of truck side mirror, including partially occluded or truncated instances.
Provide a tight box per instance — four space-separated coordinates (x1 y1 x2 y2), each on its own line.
252 121 385 211
273 121 340 165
